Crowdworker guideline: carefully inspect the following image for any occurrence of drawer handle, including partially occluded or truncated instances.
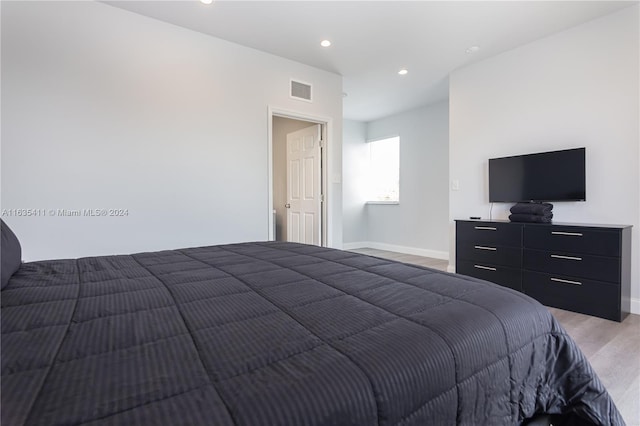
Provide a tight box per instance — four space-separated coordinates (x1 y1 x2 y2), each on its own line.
551 231 583 237
475 226 497 231
550 254 582 261
550 277 582 286
474 246 497 251
474 265 497 271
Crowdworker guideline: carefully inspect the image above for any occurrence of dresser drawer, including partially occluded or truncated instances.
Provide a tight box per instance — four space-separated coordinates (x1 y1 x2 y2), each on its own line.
523 249 619 284
524 225 621 257
456 260 522 291
523 271 620 321
456 241 522 268
456 221 522 246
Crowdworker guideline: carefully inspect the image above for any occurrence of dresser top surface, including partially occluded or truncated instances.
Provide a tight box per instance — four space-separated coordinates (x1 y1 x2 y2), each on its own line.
455 219 632 229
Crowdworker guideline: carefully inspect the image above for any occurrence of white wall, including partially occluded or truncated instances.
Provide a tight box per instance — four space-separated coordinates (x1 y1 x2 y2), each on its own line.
1 1 343 261
342 119 369 244
272 116 316 242
343 102 450 259
449 6 639 310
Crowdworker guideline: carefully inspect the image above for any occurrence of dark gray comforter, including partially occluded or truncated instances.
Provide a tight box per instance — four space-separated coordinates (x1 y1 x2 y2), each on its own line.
1 242 623 425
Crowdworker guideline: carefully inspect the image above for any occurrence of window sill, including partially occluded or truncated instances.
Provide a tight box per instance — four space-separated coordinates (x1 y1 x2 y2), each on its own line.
366 201 399 205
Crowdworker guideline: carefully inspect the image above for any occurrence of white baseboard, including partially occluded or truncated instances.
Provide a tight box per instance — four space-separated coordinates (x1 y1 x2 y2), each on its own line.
342 242 369 250
342 241 449 261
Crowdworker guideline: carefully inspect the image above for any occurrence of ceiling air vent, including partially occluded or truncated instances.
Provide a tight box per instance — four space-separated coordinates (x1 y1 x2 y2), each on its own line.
290 79 312 102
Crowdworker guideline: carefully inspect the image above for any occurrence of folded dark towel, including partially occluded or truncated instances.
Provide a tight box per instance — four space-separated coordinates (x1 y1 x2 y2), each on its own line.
526 210 553 219
510 202 553 215
509 213 553 223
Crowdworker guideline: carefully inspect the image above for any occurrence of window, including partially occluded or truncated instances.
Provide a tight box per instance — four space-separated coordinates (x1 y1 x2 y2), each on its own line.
367 136 399 203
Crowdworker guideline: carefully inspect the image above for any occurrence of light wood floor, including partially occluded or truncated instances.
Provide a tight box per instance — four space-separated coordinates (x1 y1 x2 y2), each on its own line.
349 248 640 425
350 248 450 271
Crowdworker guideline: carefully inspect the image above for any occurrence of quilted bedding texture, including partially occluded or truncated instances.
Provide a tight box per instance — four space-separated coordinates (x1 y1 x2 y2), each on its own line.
1 241 623 425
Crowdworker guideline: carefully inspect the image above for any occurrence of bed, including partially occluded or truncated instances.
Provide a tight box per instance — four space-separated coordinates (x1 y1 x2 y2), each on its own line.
0 221 623 425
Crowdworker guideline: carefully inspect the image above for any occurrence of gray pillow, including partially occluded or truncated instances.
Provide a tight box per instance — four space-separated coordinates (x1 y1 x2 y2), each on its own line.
1 220 22 290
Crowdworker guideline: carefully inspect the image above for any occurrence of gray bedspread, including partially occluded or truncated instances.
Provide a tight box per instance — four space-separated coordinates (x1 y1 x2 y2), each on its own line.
1 242 623 425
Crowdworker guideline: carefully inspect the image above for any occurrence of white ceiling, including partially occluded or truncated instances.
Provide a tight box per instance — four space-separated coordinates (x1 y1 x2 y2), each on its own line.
106 1 635 122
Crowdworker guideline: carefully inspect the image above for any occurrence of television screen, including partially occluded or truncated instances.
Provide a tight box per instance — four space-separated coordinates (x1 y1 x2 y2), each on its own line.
489 148 586 202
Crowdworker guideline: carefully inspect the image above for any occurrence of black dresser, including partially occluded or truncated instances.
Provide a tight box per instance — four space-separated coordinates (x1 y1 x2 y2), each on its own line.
455 220 632 322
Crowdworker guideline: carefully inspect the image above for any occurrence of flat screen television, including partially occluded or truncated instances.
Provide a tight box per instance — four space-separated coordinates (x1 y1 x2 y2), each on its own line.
489 148 586 202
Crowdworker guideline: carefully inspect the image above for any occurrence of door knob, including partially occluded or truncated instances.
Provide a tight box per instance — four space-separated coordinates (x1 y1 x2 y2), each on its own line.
285 203 291 208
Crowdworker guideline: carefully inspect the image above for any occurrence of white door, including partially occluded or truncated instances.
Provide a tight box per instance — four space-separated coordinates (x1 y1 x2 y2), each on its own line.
286 124 322 245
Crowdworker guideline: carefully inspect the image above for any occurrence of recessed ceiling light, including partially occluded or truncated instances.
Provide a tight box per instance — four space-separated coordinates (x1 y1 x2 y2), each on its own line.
465 45 480 54
200 0 213 4
320 40 332 48
398 69 408 76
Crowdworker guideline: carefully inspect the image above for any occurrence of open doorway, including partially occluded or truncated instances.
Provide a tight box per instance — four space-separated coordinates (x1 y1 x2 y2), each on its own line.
269 111 329 246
